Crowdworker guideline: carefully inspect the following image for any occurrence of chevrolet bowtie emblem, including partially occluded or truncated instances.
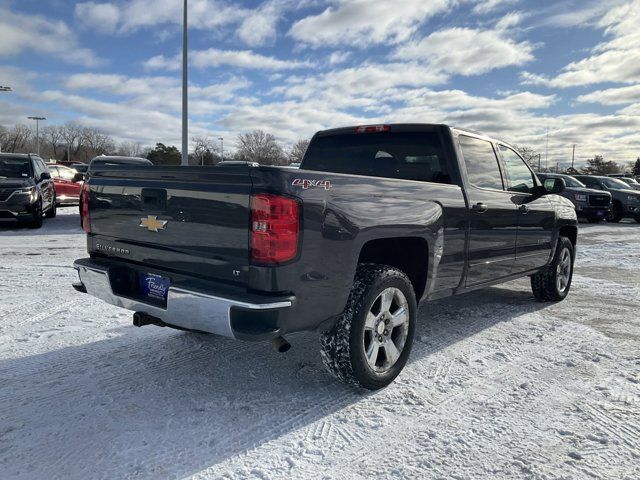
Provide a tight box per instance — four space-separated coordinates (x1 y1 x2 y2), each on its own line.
139 215 168 232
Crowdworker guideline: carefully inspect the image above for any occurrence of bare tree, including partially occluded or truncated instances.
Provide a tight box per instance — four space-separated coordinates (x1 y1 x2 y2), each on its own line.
191 135 221 165
117 141 144 157
235 130 285 165
61 122 84 162
42 125 65 160
512 144 541 171
82 127 115 161
0 126 8 153
287 139 310 164
1 124 32 153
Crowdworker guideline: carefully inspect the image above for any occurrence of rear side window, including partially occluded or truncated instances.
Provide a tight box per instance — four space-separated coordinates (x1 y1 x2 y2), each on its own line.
458 135 504 190
302 131 451 183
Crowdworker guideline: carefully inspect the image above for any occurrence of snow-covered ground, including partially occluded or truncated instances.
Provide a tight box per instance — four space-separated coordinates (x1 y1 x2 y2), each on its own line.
1 209 639 480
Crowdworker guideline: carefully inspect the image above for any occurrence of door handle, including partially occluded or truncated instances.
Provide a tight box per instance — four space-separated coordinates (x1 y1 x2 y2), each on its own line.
472 202 488 213
518 204 530 214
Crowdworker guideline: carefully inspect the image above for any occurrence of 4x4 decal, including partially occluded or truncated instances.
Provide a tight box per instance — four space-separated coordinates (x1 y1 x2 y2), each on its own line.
292 179 332 190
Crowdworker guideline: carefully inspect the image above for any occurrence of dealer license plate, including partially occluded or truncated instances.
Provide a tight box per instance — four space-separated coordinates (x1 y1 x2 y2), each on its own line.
140 272 171 304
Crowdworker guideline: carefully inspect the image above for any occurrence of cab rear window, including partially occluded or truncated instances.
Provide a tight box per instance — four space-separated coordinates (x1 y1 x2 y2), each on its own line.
301 131 451 184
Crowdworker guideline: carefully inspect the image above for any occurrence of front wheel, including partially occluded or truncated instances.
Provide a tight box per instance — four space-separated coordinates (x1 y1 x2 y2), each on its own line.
608 202 623 223
45 197 57 218
26 200 43 229
320 264 417 390
531 236 574 302
635 215 640 224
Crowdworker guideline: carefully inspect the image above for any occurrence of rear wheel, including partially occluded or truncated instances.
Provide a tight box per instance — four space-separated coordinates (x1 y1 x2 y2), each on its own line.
531 236 574 302
320 264 417 390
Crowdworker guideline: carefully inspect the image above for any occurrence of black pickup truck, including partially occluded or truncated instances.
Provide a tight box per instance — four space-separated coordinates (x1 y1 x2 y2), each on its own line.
74 124 578 389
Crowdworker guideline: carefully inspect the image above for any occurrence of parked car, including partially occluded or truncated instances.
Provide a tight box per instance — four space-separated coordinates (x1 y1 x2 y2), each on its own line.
49 164 83 206
0 153 56 228
617 177 640 191
573 175 640 222
537 173 611 222
71 163 89 177
74 124 578 390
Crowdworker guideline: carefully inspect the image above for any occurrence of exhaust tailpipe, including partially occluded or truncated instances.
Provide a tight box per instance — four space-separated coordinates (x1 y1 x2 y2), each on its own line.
133 312 166 328
272 336 291 353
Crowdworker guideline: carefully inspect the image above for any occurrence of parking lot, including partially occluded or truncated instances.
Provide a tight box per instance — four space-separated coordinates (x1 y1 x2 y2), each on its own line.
1 208 639 479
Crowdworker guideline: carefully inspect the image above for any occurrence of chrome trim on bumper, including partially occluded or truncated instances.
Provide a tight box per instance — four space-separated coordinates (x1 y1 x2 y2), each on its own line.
73 260 292 338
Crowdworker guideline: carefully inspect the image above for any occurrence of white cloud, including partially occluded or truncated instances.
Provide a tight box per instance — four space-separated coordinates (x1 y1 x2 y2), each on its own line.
75 0 248 35
472 0 517 15
75 2 121 34
144 49 312 71
577 85 640 106
393 26 534 76
542 0 628 28
328 51 351 66
289 0 449 48
0 8 99 66
237 6 279 47
522 0 640 87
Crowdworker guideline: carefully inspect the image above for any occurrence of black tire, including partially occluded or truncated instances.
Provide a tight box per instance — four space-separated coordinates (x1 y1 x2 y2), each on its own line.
586 216 603 224
26 200 43 229
320 264 417 390
531 236 574 302
608 202 623 223
45 197 57 218
635 216 640 224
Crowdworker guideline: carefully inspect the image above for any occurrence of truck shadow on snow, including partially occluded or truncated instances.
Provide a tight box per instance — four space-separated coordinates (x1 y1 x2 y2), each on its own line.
1 283 548 479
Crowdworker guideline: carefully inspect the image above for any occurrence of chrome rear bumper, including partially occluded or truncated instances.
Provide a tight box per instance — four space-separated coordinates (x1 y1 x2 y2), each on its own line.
73 259 293 338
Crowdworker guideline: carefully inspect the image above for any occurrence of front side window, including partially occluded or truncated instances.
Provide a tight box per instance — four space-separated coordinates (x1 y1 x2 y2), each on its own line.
458 135 504 190
578 177 601 189
500 145 535 193
601 177 630 189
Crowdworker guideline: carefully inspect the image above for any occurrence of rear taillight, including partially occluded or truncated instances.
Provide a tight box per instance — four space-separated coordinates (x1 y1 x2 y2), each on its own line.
81 182 91 233
251 194 300 265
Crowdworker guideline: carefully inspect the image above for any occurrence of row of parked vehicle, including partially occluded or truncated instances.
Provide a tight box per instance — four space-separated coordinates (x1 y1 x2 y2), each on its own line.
0 153 151 228
2 150 639 229
537 173 640 223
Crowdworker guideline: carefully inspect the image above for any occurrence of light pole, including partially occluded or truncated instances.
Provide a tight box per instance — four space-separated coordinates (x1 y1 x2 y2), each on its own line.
28 116 46 156
181 0 189 166
218 137 224 161
545 128 549 170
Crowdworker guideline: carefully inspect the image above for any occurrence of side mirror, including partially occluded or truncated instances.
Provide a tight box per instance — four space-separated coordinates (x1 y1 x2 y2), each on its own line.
543 177 565 194
40 172 51 181
73 173 85 182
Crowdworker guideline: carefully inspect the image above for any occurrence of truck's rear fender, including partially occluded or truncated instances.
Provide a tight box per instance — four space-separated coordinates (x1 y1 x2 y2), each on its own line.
249 167 467 333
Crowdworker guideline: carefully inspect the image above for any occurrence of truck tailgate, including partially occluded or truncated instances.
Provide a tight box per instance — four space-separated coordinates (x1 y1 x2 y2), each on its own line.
87 166 251 285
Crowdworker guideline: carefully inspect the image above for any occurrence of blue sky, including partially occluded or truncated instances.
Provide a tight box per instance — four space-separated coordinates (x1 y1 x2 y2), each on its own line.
1 0 639 167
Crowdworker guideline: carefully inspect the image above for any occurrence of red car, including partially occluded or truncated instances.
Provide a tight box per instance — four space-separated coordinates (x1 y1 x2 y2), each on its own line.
49 164 83 206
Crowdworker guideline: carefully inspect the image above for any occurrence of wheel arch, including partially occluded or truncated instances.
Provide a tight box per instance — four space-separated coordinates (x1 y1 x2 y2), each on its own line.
357 237 429 301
